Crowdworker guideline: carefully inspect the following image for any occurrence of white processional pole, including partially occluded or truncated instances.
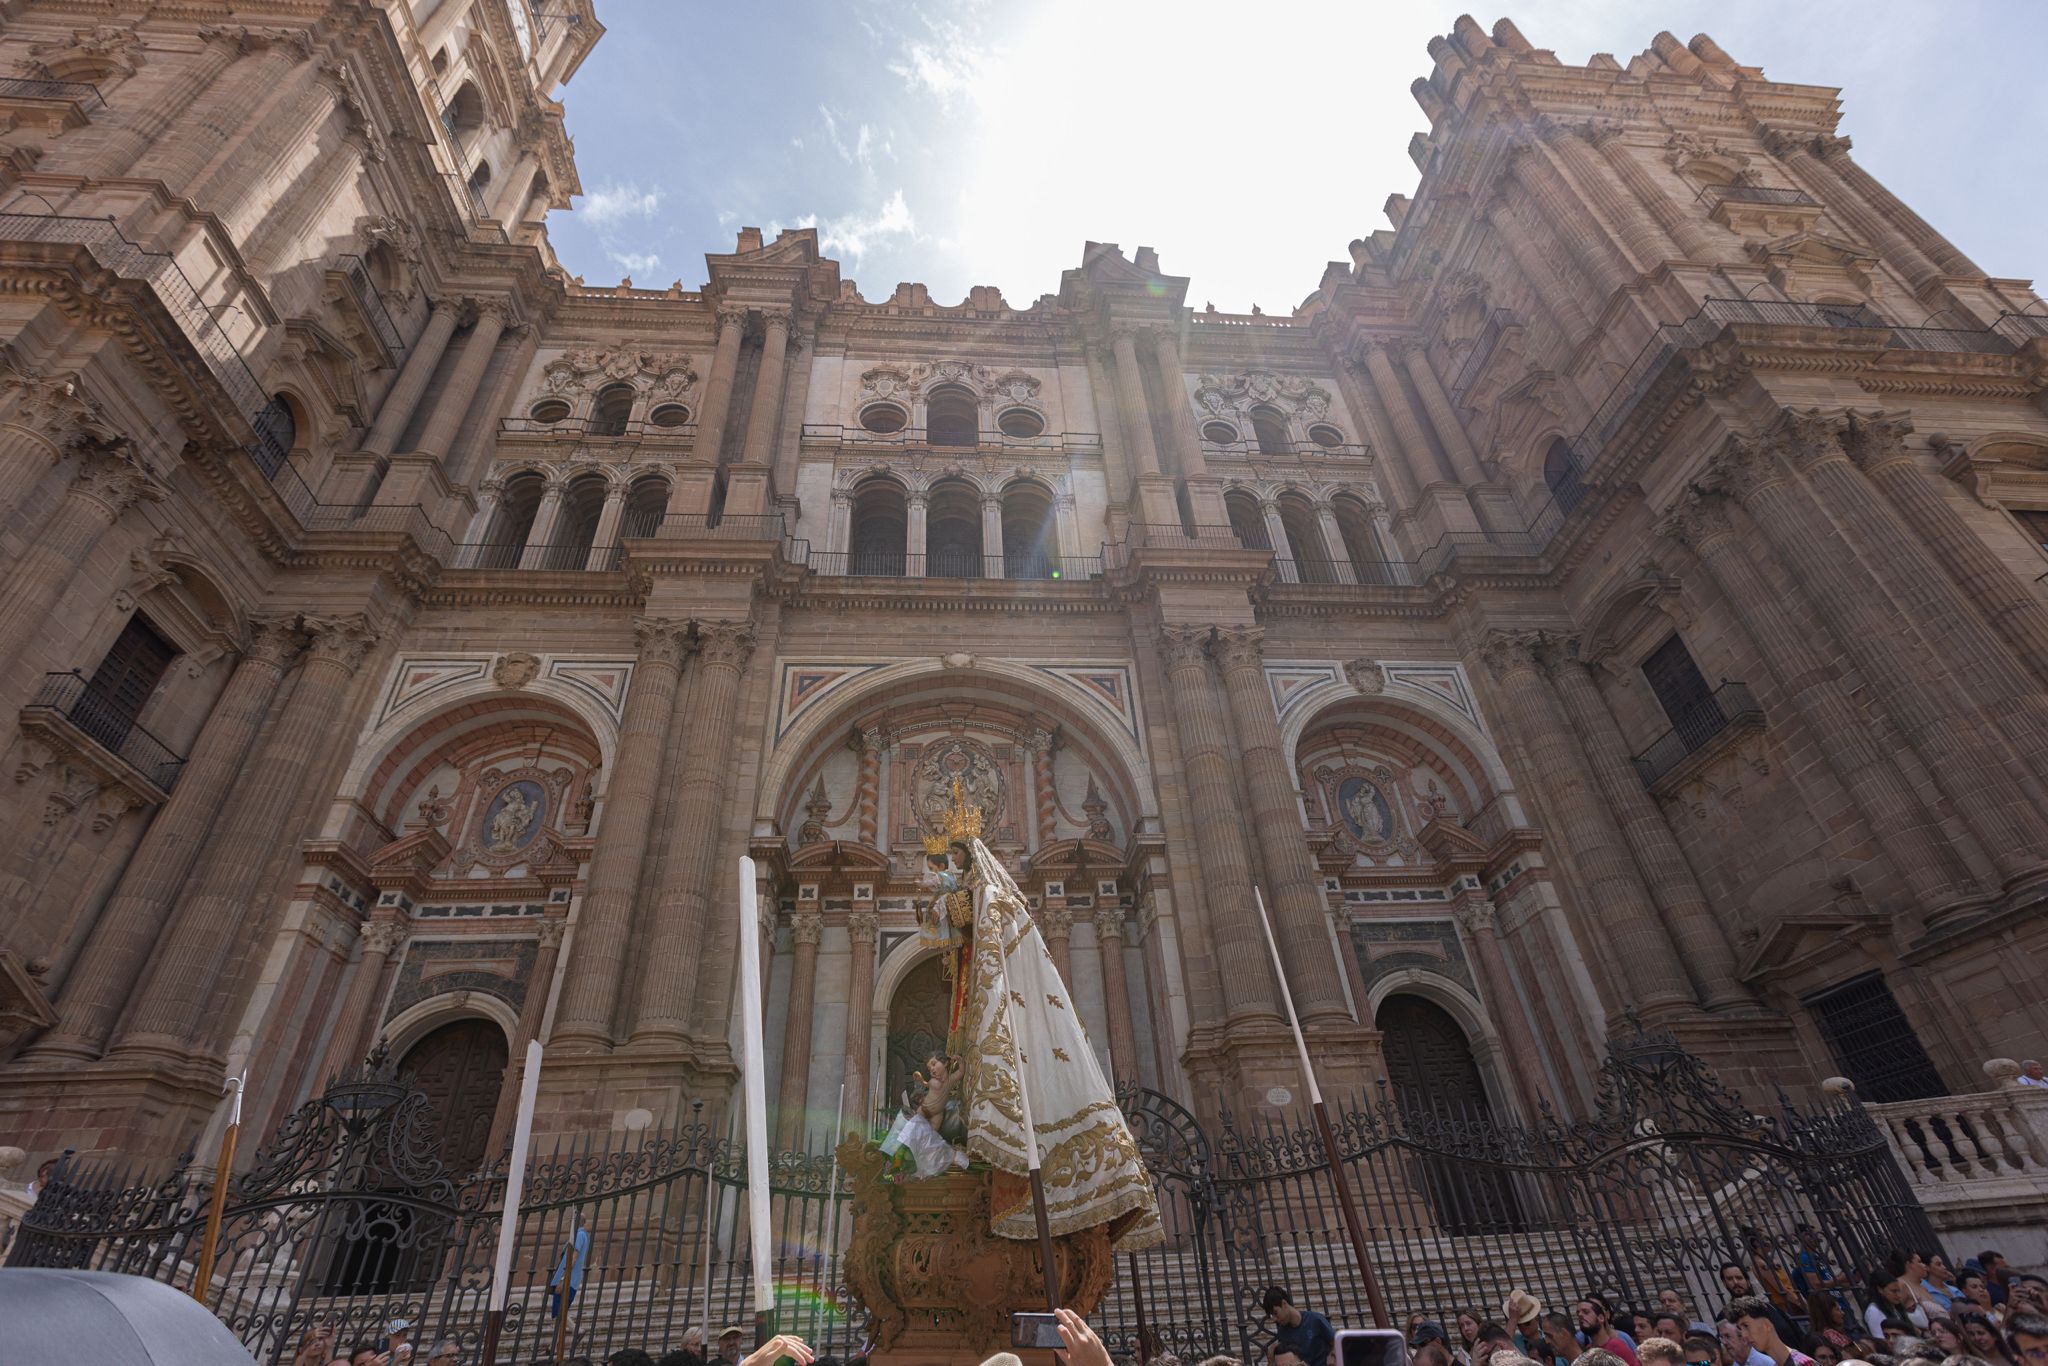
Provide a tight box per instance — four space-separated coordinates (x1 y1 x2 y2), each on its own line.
1252 886 1389 1328
737 857 776 1346
481 1039 544 1366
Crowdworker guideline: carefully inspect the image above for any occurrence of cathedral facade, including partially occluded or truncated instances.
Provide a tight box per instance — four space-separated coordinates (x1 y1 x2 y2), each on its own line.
2 2 2046 1169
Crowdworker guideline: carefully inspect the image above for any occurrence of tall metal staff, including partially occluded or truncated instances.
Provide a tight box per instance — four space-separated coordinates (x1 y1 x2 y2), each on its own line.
480 1039 543 1366
737 858 777 1347
190 1071 245 1304
1254 887 1391 1329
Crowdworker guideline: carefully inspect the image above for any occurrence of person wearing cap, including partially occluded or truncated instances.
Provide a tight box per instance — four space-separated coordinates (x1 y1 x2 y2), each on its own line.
717 1326 747 1366
1262 1285 1334 1366
1412 1322 1455 1366
384 1319 414 1365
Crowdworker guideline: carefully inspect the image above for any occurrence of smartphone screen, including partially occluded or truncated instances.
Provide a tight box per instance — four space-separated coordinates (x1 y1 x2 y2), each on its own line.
1013 1312 1065 1349
1338 1330 1410 1366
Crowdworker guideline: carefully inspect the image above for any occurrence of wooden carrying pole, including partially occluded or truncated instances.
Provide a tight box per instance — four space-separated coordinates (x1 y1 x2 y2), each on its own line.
737 857 777 1347
1253 887 1391 1329
480 1039 544 1366
190 1072 244 1304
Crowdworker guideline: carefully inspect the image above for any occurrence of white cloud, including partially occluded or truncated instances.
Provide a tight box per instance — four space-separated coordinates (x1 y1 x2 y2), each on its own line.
887 25 991 104
609 249 661 276
579 180 663 228
818 189 915 264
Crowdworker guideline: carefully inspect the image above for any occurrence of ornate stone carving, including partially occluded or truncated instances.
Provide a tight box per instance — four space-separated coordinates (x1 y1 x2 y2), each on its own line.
1158 625 1212 671
413 783 452 829
633 616 691 670
1773 408 1852 472
537 918 569 951
26 25 144 81
1842 409 1916 473
68 436 163 518
1475 627 1545 681
540 346 697 398
1343 658 1386 695
1451 897 1498 934
1696 433 1786 502
359 920 406 956
1654 488 1737 552
1094 905 1127 939
847 909 880 944
1081 777 1114 843
1194 370 1332 424
243 615 303 668
791 910 825 946
695 620 756 670
1212 626 1265 673
493 651 542 690
798 777 831 846
301 615 378 673
91 787 144 833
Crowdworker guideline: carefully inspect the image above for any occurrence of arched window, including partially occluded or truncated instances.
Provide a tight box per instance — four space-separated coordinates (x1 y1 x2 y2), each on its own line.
528 398 571 425
590 383 635 437
648 403 690 429
481 472 545 569
925 479 983 577
848 479 908 577
1332 494 1387 585
465 160 492 215
1277 493 1335 583
620 475 670 540
252 392 301 476
1201 420 1239 447
442 81 483 142
1224 489 1270 551
1543 437 1585 511
1000 482 1056 579
925 385 979 448
1250 404 1291 455
997 408 1044 439
547 474 609 569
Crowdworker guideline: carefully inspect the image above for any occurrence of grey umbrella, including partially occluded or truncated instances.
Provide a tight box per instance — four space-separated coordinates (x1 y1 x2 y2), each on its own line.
0 1268 258 1366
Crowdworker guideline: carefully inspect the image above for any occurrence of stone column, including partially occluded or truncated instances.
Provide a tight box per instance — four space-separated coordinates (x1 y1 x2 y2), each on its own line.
135 29 309 190
310 917 406 1084
197 59 336 226
1361 341 1456 486
1703 428 2048 887
551 619 690 1047
1083 345 1133 523
738 308 791 470
631 620 756 1042
1539 637 1747 1009
775 910 825 1149
981 492 1005 579
1484 195 1598 340
1768 132 1943 292
517 474 568 570
1397 342 1487 484
245 129 367 273
1588 122 1718 262
1540 117 1670 269
1157 625 1278 1022
842 910 879 1124
1817 139 1977 276
1451 892 1556 1117
26 617 300 1061
905 491 929 574
1260 500 1297 581
1028 728 1058 851
1214 627 1351 1024
0 438 162 692
406 300 510 465
1315 504 1360 585
1037 906 1074 983
112 615 380 1062
486 917 566 1156
1334 356 1421 515
458 478 504 566
494 154 545 226
1659 491 1980 911
584 483 629 571
1094 906 1141 1085
1867 438 2048 681
1476 628 1694 1019
1510 148 1634 298
1149 326 1210 481
1108 327 1164 481
855 726 883 848
670 306 747 510
83 30 243 177
361 301 460 458
1816 412 2048 783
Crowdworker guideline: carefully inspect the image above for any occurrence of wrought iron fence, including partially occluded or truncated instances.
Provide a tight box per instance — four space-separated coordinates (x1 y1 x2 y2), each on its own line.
12 1029 1934 1366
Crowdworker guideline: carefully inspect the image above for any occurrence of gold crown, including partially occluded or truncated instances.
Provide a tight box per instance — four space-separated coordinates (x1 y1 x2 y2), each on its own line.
921 777 983 855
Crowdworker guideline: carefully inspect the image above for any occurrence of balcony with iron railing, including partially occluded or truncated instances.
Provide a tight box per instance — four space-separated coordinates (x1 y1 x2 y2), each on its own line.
1630 682 1764 792
334 254 404 357
1200 437 1374 462
24 673 186 795
1696 182 1822 214
807 550 1104 582
799 422 1102 457
0 76 106 112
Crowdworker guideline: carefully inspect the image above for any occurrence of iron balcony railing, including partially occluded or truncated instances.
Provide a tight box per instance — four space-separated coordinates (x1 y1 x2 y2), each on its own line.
335 254 403 356
799 422 1102 455
0 76 106 110
29 673 186 792
1695 182 1821 213
1199 436 1374 461
455 540 624 572
807 550 1104 582
1631 681 1762 788
647 513 788 543
498 414 699 442
1450 307 1522 402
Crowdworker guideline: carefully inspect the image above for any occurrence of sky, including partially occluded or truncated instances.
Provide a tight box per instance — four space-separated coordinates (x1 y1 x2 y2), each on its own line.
542 0 2048 315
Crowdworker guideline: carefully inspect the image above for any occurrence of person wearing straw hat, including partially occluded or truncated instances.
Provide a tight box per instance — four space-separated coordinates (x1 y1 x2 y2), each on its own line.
1506 1292 1549 1364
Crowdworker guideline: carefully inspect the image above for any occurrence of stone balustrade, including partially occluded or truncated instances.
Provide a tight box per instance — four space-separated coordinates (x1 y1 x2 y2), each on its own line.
1849 1060 2048 1266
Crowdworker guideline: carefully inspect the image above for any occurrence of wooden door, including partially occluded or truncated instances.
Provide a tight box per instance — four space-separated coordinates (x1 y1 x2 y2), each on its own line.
399 1018 509 1175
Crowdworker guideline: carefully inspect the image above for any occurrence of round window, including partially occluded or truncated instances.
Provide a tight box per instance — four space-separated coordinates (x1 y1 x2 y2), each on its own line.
529 398 572 424
1308 424 1345 448
1201 421 1238 445
649 404 691 429
860 404 907 434
996 408 1045 438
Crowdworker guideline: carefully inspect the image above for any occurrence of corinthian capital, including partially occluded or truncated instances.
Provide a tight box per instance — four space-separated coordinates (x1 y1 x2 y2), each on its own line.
1212 625 1266 673
1772 408 1852 473
694 619 757 670
1654 488 1738 553
69 438 164 518
243 614 305 669
791 910 825 947
470 295 516 326
1695 433 1786 503
359 919 406 956
1158 624 1213 671
1474 627 1546 682
847 910 879 945
1451 896 1497 934
1531 630 1584 674
715 304 751 329
1841 409 1917 473
302 614 378 673
1094 905 1128 939
633 616 692 669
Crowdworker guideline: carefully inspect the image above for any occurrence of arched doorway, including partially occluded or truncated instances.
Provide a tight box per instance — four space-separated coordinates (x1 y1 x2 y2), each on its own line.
1376 992 1521 1233
398 1018 509 1176
883 955 954 1117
